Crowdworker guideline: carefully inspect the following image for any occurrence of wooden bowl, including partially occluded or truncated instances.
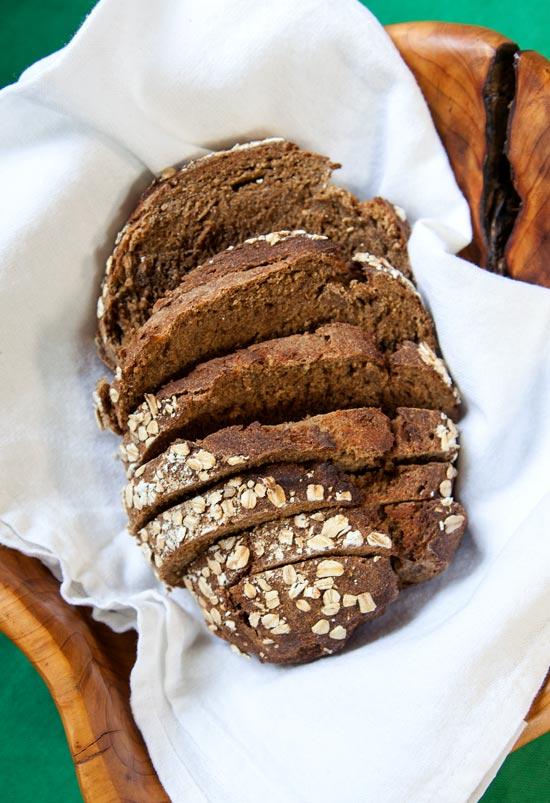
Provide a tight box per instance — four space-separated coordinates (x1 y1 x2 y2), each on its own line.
1 22 548 802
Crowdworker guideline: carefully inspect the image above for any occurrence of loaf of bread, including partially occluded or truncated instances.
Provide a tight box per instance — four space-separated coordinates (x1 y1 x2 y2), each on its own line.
93 138 467 664
96 139 410 367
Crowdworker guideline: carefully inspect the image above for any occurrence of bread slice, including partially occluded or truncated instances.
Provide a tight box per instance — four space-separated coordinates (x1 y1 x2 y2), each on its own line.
96 138 410 366
113 324 460 468
106 236 436 428
151 230 333 298
391 407 459 461
387 341 461 412
228 555 399 663
112 323 385 456
357 462 456 505
138 462 360 584
301 187 409 272
180 497 466 663
125 408 392 531
185 553 399 664
124 409 459 532
386 500 467 584
183 497 465 590
138 453 460 585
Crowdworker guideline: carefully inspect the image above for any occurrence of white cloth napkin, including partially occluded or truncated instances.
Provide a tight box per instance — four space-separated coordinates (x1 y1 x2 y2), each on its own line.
1 1 549 801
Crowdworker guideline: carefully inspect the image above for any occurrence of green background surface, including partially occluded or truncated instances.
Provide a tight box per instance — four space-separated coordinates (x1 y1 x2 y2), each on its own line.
0 1 548 801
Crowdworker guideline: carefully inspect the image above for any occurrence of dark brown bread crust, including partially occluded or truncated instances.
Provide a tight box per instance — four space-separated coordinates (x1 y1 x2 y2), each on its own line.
106 236 436 429
116 325 459 467
391 407 459 461
180 497 466 663
388 341 461 418
96 139 411 366
227 556 399 664
124 409 459 532
138 462 360 585
357 462 455 505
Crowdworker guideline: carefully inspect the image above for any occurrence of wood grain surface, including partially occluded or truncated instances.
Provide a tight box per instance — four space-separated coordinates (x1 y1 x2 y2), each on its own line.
388 22 550 284
0 21 549 803
0 546 167 802
514 671 550 750
505 51 550 287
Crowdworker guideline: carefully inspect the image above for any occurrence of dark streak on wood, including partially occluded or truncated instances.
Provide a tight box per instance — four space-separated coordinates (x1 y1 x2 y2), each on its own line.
388 22 549 287
482 42 521 273
505 51 550 287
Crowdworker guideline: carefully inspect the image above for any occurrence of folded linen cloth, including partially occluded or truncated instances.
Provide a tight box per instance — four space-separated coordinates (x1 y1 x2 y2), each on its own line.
0 1 548 801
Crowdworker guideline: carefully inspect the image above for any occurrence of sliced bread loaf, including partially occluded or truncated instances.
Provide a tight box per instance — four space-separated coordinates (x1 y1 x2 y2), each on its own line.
106 236 436 429
90 136 466 667
96 139 410 365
